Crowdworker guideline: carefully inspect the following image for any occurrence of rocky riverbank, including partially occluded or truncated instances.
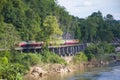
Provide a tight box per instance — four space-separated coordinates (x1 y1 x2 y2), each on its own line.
24 56 115 80
24 62 103 80
24 62 88 80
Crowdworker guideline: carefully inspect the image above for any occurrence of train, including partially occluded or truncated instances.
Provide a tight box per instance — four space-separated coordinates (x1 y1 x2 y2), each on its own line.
18 39 79 47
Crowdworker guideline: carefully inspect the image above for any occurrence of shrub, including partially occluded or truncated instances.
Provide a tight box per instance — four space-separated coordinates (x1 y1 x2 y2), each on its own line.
0 63 4 79
10 52 42 69
0 57 8 65
84 42 114 61
73 52 88 63
28 53 42 66
49 53 67 64
41 50 66 64
1 63 24 80
0 50 11 60
0 51 42 79
86 53 95 61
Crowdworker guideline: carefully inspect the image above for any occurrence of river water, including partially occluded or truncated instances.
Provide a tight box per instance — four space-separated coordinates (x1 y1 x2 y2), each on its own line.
42 65 120 80
67 66 120 80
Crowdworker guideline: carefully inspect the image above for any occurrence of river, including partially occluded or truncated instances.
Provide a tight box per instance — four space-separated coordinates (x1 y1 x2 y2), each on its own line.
41 65 120 80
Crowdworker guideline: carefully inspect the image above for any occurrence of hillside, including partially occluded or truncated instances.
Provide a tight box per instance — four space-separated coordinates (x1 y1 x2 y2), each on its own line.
0 0 120 49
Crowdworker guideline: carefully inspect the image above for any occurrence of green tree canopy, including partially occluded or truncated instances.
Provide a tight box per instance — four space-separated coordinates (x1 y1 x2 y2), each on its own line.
42 15 63 41
0 23 20 49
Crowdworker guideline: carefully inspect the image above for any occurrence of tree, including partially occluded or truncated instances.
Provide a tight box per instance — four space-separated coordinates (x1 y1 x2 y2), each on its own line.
79 17 98 42
86 17 98 42
73 52 88 63
0 23 20 49
98 30 114 42
24 9 41 41
106 14 114 20
42 15 63 42
0 0 6 23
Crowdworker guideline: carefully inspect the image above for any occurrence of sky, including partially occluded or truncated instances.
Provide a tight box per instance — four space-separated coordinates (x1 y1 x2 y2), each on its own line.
57 0 120 20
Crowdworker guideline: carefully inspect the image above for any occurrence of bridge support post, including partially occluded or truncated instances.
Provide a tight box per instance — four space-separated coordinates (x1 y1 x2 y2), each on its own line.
70 46 72 55
58 47 61 55
74 46 76 54
34 48 37 53
61 47 65 56
72 46 75 55
75 46 77 54
66 47 69 55
52 48 55 53
20 49 23 53
78 45 81 52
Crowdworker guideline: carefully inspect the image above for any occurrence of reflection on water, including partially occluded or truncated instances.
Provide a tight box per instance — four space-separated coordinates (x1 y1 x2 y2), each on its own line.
41 66 120 80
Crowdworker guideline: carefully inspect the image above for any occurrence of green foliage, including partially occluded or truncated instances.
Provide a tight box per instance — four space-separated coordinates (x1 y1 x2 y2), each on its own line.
78 11 120 43
0 23 20 49
41 50 67 64
27 53 42 66
84 43 97 55
73 52 88 63
2 0 120 79
86 53 95 61
0 1 120 79
0 57 8 65
0 63 24 80
0 50 44 79
84 42 115 61
0 0 82 41
42 15 63 41
1 0 119 43
10 52 42 69
96 42 115 54
0 50 11 59
0 52 24 79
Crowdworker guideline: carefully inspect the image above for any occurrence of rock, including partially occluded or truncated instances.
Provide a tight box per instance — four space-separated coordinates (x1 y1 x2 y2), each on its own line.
31 67 47 78
56 66 71 73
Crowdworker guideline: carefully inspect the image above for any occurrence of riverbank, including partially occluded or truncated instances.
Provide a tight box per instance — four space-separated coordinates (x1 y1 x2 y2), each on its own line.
24 55 120 80
23 57 106 80
23 51 120 80
24 63 86 80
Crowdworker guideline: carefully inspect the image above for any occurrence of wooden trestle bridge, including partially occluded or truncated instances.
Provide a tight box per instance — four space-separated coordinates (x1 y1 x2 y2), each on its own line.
16 44 88 56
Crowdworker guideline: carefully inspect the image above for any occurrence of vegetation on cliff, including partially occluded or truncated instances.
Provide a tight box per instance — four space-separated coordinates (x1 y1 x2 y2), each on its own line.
0 0 120 79
0 50 66 79
0 0 120 46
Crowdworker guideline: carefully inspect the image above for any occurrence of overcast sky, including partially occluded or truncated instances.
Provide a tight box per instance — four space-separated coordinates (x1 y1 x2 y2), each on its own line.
57 0 120 20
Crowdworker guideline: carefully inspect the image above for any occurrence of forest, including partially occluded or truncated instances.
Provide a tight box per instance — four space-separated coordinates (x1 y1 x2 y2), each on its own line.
0 0 120 79
0 0 120 49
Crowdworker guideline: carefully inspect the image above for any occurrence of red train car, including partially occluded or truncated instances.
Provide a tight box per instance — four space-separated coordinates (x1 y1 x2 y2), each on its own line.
18 39 79 47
